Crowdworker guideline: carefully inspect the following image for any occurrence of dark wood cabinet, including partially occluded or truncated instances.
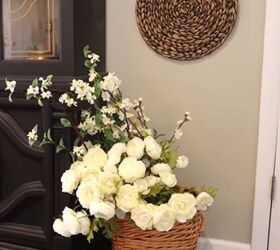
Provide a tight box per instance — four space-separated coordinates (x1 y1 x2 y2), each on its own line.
0 1 109 249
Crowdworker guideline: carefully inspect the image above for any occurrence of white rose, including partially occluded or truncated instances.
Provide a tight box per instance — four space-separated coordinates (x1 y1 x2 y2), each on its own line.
118 157 146 183
151 163 171 175
90 201 115 220
83 145 107 169
131 204 155 230
98 172 121 195
126 137 145 159
116 184 139 212
159 172 177 187
81 166 101 180
61 169 80 194
196 192 214 211
103 164 118 173
145 175 160 187
70 161 86 179
62 207 81 235
53 219 71 237
168 193 197 223
133 178 149 193
77 211 91 235
108 142 126 157
106 143 127 167
76 180 102 209
153 204 175 232
176 155 189 169
144 136 162 159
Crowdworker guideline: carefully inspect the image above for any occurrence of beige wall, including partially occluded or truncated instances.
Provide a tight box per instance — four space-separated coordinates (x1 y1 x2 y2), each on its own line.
107 0 266 243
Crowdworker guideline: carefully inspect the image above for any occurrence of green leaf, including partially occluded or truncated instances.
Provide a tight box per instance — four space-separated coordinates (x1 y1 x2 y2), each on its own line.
120 135 129 143
26 94 33 100
60 118 71 128
74 137 80 146
104 129 115 142
83 45 91 57
47 74 53 81
59 138 65 147
84 60 92 68
95 113 103 126
32 78 38 87
56 146 63 153
94 81 101 98
37 98 43 107
56 138 66 153
47 129 53 142
168 151 178 168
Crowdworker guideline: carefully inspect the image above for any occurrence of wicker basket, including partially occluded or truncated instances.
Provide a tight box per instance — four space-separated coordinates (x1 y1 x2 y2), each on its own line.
112 212 203 250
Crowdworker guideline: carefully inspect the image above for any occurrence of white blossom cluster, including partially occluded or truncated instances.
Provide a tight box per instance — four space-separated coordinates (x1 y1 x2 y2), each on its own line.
54 136 214 237
70 79 96 104
5 79 16 102
26 76 53 103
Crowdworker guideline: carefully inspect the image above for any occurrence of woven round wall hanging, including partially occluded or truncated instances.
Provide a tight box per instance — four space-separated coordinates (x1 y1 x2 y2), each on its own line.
136 0 238 61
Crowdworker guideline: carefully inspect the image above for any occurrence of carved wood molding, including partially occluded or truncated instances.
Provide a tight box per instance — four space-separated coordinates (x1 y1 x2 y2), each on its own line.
0 241 42 250
0 223 46 241
0 111 44 157
0 181 46 218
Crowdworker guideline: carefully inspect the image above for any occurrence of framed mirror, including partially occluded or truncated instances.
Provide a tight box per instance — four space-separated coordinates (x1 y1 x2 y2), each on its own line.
2 0 60 60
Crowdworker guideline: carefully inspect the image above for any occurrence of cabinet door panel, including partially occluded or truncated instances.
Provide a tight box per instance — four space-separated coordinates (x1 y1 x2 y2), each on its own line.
0 97 53 248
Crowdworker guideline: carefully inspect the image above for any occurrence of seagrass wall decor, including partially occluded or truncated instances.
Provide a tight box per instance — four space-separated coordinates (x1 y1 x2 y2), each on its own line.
136 0 238 61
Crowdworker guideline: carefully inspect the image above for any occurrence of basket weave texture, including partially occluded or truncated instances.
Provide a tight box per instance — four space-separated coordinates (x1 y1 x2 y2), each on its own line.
136 0 238 61
112 212 203 250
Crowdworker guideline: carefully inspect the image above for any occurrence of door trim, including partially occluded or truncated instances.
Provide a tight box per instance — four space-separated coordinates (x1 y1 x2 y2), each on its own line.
251 0 280 249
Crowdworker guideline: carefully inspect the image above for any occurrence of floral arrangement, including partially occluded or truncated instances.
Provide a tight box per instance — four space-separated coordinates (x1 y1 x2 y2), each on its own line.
4 46 216 242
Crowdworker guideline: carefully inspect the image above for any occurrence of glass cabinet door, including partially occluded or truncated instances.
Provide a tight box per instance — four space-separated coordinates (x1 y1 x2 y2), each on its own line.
2 0 60 60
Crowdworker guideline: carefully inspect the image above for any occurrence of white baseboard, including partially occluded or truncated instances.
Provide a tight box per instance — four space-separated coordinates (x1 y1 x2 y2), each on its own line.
198 237 251 250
